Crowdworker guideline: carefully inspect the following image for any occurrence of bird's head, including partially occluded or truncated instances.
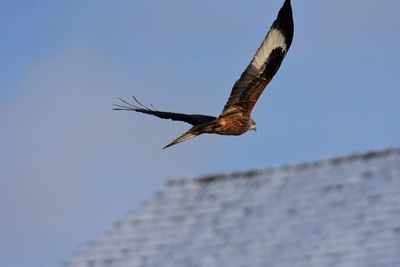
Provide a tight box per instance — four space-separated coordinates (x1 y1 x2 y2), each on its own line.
249 119 257 131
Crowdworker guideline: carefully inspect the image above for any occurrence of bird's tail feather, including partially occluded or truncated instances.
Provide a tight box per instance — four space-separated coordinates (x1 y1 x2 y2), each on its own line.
163 120 219 149
163 130 200 149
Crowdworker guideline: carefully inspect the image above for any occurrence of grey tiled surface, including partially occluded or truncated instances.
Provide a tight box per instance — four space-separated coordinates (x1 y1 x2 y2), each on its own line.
64 149 400 267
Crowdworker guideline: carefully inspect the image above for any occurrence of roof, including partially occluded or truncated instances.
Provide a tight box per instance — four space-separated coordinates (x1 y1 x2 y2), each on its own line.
64 148 400 267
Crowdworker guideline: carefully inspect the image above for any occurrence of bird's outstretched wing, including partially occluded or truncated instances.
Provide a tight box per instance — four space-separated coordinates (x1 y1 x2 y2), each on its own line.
221 0 294 116
113 96 216 126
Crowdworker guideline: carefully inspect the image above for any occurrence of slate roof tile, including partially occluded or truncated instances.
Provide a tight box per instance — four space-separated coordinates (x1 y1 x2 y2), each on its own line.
64 148 400 267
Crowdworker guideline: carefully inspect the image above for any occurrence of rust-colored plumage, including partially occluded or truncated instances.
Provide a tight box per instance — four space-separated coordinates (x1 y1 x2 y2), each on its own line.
114 0 294 148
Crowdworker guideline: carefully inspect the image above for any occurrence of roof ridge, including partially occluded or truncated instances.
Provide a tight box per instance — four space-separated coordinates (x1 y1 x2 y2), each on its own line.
166 147 400 186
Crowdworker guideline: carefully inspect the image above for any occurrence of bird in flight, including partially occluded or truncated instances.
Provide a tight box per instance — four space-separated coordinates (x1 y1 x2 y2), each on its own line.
114 0 294 149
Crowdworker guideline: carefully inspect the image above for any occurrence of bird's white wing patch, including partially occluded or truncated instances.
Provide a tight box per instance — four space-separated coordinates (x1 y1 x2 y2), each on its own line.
251 28 287 70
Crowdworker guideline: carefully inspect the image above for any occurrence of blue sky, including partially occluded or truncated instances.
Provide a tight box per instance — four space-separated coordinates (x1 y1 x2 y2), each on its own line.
1 0 399 266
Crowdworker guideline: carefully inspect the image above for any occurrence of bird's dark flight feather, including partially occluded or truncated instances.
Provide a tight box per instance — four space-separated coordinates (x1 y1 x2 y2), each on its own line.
113 97 216 126
221 0 294 116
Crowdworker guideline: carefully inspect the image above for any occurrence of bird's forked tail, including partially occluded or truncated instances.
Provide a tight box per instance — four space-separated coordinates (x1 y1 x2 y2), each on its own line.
163 120 219 149
163 129 200 149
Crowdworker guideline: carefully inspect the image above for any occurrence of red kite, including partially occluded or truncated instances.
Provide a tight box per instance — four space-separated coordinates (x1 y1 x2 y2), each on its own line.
114 0 294 148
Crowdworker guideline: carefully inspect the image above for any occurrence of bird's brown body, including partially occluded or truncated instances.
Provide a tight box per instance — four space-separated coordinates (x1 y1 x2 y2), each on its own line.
219 111 257 135
216 115 251 136
114 0 294 148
